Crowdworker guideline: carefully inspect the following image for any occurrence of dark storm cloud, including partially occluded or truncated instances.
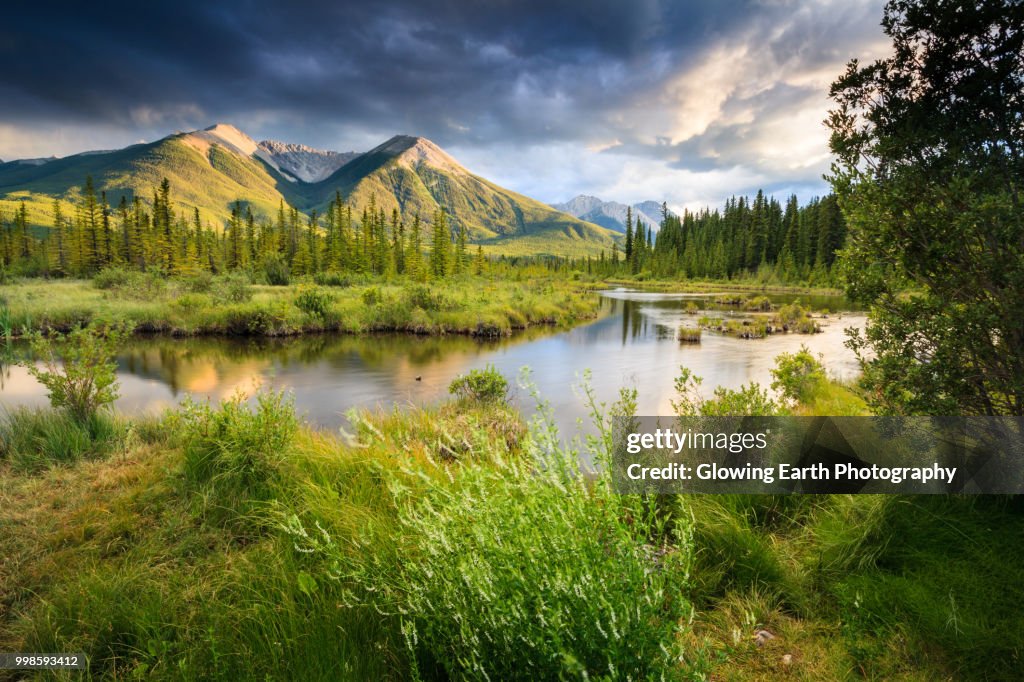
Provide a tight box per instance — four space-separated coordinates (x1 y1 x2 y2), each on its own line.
0 0 888 205
2 0 742 140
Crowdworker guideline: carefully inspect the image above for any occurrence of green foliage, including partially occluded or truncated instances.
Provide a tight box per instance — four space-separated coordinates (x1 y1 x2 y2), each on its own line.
678 326 702 343
183 271 215 293
390 459 693 678
177 391 298 504
284 382 699 680
94 268 167 300
293 286 334 320
312 271 352 287
448 365 509 404
771 345 827 405
23 324 126 422
0 408 124 471
360 286 381 306
827 0 1024 415
403 283 453 311
215 272 252 303
260 253 291 286
743 295 772 311
672 365 780 416
92 267 134 290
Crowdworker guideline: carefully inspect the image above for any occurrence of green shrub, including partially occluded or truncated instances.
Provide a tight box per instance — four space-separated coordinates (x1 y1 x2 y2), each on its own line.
260 253 291 286
173 293 210 312
216 273 253 303
672 365 779 416
294 286 334 320
183 271 215 293
23 324 126 422
92 267 133 290
448 365 509 404
93 268 166 300
178 391 298 502
361 286 382 307
222 303 289 335
774 300 809 325
703 383 779 416
678 326 702 343
404 284 453 311
771 345 826 404
312 271 352 287
743 295 773 311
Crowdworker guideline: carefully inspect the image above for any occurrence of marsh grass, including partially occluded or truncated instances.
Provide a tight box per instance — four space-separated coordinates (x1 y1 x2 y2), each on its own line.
2 275 599 338
0 408 126 472
0 368 1018 680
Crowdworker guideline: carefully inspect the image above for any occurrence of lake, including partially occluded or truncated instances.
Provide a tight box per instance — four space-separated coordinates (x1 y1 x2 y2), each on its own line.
0 289 864 436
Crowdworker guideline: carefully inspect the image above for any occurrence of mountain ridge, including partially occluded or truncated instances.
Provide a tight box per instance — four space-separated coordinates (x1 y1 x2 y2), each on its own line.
551 194 672 233
0 124 620 257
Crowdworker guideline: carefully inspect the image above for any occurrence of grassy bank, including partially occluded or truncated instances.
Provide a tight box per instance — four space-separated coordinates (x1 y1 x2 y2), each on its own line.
1 373 1020 679
0 273 599 339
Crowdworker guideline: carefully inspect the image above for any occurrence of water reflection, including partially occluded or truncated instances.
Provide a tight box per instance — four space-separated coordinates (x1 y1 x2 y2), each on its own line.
0 290 864 433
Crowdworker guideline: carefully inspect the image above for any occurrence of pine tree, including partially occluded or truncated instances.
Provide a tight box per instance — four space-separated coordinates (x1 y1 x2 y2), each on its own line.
407 213 425 281
430 209 451 279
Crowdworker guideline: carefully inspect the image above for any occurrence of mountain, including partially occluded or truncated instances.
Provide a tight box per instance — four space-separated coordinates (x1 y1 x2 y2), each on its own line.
0 125 618 257
550 194 672 234
256 140 359 183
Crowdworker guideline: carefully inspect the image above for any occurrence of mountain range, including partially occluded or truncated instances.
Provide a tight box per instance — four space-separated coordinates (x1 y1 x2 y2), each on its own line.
550 195 673 234
0 124 620 257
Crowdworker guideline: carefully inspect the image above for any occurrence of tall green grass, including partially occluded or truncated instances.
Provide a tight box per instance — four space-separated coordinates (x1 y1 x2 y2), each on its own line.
1 275 599 338
0 408 125 472
1 366 1020 680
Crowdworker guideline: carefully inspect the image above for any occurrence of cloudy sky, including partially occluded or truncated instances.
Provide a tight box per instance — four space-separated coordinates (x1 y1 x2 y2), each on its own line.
1 0 890 211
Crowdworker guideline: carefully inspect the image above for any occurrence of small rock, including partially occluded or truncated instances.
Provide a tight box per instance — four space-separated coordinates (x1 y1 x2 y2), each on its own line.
415 375 422 381
782 654 793 666
754 629 777 647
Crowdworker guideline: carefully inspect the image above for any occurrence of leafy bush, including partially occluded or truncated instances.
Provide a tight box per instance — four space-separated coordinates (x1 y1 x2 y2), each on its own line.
404 284 453 311
294 286 334 320
93 268 166 299
173 293 210 312
360 286 382 307
223 303 290 335
771 345 826 404
216 273 253 303
743 295 773 311
448 365 509 404
92 267 133 290
183 271 215 293
260 253 291 286
23 324 126 422
312 271 352 287
178 391 298 502
672 366 779 416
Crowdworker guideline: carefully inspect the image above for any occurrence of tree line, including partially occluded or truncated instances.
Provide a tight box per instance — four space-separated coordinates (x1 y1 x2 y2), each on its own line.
0 176 482 281
563 192 846 284
1 176 845 285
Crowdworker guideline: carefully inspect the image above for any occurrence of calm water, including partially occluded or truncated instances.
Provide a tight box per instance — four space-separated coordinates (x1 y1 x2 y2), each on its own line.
0 290 864 435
